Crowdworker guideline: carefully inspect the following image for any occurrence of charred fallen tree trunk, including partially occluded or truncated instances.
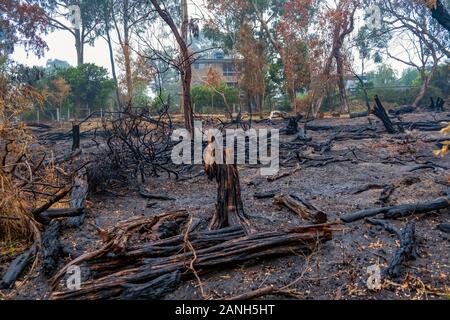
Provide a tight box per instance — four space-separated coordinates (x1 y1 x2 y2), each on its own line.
341 195 450 223
50 218 333 300
366 219 418 278
42 220 62 277
0 243 38 289
273 194 327 224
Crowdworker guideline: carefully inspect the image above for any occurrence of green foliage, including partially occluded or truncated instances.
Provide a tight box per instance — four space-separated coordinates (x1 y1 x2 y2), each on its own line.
366 64 397 87
57 63 115 114
399 68 420 86
191 84 239 114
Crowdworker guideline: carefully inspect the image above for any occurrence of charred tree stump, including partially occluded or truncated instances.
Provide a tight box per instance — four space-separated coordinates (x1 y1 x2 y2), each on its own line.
284 114 303 135
436 97 445 112
205 146 252 234
373 95 398 134
72 124 80 151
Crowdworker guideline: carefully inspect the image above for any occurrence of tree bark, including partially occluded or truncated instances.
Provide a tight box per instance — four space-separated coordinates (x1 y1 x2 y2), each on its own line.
106 27 121 108
204 146 252 234
413 70 433 108
75 28 84 66
150 0 194 134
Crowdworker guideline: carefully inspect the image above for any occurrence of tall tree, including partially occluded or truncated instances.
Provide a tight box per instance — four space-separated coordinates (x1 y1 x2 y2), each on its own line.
238 22 267 117
207 0 314 113
367 0 448 106
0 0 48 57
111 0 154 109
149 0 194 134
312 0 358 115
30 0 106 66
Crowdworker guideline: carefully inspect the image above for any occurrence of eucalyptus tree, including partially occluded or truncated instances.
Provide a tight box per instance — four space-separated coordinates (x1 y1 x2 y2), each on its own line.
363 0 449 106
28 0 107 66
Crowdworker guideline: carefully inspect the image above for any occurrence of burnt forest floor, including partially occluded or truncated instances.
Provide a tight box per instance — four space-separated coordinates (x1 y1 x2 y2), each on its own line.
1 111 450 300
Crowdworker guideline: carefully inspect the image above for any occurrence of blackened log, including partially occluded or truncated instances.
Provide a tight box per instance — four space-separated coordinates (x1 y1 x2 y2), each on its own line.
0 244 38 289
72 125 80 151
387 223 418 278
139 189 175 201
254 191 277 199
383 197 450 219
274 194 327 224
121 271 181 300
437 223 450 234
50 224 333 299
341 196 450 222
366 219 418 278
66 172 89 228
42 220 62 277
39 208 84 224
32 186 73 222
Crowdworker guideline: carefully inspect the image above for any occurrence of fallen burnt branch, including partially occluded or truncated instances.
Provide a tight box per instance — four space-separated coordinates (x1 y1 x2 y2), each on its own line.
31 186 73 222
341 195 450 223
254 191 277 199
50 223 333 300
0 243 38 289
66 167 89 228
437 223 450 234
296 154 354 168
38 208 84 224
139 188 175 201
366 219 417 278
42 220 62 277
273 194 327 224
388 223 418 278
267 165 301 182
400 120 448 132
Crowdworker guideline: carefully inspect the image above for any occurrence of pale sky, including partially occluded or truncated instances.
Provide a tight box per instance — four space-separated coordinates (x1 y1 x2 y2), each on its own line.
11 3 420 78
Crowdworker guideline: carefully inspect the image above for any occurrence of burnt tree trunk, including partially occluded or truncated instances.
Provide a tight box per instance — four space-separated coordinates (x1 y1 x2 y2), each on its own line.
72 125 80 151
205 146 252 234
373 95 398 134
150 0 194 134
